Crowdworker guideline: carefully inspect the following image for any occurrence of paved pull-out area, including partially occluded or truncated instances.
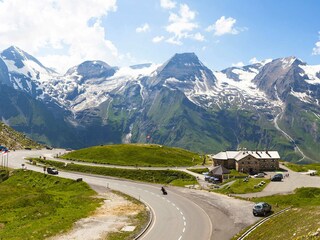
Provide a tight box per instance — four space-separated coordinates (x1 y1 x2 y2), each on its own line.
234 164 320 198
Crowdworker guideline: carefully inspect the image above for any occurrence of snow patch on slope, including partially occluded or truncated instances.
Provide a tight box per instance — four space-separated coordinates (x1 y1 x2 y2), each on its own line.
299 64 320 85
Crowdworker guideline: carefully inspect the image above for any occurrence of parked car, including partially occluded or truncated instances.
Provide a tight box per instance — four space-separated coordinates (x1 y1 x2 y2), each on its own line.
271 173 283 181
254 173 265 178
47 167 59 175
204 175 211 181
208 176 220 183
253 202 272 216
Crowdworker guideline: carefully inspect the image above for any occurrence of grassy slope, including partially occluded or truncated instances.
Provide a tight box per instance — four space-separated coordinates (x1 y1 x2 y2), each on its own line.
61 144 202 167
283 162 320 176
214 178 270 194
235 188 320 240
33 158 198 186
0 170 101 239
279 97 320 163
0 122 42 149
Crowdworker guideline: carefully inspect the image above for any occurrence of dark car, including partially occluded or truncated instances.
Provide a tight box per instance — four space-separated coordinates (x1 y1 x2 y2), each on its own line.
253 202 272 216
204 175 211 181
47 167 59 175
208 176 220 183
271 174 283 181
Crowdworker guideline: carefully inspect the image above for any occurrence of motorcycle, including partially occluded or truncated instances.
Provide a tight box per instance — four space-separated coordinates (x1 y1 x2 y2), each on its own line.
161 187 167 195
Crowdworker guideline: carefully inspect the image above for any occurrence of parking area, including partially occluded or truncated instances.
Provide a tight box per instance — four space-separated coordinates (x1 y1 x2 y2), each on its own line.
235 164 320 198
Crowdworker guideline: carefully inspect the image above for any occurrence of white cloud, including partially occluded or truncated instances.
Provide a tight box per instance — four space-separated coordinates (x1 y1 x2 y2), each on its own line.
232 61 244 67
0 0 118 73
152 36 165 43
160 0 176 9
166 37 182 45
192 32 205 42
136 23 150 33
165 4 198 45
249 57 259 64
312 32 320 55
206 16 243 36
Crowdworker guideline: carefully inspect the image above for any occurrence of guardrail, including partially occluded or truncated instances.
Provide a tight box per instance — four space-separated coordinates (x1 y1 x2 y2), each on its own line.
237 207 291 240
134 198 154 239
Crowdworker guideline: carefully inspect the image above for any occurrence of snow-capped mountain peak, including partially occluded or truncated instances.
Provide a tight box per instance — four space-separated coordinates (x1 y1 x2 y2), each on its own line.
280 56 303 69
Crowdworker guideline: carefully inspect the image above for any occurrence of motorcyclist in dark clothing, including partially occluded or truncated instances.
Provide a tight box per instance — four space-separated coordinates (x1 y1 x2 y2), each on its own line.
161 186 167 195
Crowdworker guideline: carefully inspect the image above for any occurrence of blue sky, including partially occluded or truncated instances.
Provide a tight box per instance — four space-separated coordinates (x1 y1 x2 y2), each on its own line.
0 0 319 73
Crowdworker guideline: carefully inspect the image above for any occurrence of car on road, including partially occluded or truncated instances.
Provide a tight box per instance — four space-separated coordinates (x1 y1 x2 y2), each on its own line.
253 173 265 178
253 202 272 216
271 173 283 181
47 167 59 175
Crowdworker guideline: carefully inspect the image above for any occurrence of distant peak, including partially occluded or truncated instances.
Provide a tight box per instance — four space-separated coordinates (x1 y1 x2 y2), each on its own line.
170 52 199 61
65 60 116 80
163 52 204 69
279 56 304 68
2 46 27 59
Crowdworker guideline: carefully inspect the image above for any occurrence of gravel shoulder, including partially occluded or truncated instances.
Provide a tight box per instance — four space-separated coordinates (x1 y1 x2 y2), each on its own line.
50 185 145 240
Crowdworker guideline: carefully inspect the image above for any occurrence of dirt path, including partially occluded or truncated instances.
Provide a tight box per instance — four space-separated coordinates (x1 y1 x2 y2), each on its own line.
49 185 144 240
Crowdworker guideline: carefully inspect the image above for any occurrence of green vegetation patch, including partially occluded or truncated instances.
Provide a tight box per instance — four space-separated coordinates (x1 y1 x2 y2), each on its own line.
0 122 42 149
243 206 320 240
252 187 320 208
0 170 9 183
214 178 270 194
234 188 320 240
61 144 202 167
284 162 320 176
0 170 101 239
186 167 209 174
33 158 198 186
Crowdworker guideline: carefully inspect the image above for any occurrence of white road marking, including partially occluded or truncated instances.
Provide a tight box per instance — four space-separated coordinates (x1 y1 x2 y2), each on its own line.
183 228 185 233
178 236 182 240
184 221 186 226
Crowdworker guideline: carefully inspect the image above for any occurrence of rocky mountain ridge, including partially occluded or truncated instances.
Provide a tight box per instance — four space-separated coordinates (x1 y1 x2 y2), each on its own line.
0 46 319 163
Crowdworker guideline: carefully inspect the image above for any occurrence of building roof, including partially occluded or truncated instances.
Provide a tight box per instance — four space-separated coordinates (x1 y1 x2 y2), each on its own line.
209 165 231 175
212 150 280 161
211 151 239 160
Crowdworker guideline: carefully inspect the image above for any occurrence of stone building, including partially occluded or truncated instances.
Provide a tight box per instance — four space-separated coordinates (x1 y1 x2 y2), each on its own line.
210 150 280 173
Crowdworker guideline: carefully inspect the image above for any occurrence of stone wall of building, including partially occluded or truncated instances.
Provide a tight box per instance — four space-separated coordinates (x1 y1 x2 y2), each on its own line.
236 156 279 173
213 159 235 169
236 155 259 173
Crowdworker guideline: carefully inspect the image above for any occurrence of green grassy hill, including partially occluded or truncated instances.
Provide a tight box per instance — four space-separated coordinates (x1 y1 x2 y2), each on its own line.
61 144 203 167
233 188 320 240
0 122 42 149
0 170 100 239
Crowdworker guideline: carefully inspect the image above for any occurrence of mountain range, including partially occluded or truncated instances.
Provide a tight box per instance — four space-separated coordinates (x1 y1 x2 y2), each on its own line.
0 46 319 163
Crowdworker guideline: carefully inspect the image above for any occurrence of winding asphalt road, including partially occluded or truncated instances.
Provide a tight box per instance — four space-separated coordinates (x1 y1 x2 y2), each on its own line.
7 149 212 240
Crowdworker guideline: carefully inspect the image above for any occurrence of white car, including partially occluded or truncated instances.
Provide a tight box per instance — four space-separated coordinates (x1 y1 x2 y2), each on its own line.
253 173 265 178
